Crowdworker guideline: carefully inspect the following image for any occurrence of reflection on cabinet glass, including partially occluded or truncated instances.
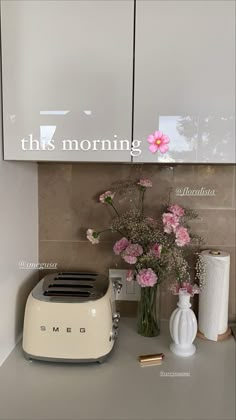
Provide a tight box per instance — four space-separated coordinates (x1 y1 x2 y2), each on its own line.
2 0 134 161
133 0 235 163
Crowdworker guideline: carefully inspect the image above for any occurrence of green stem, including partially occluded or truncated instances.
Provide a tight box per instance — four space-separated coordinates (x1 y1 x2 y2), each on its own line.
110 203 130 237
97 229 112 235
137 285 159 337
114 228 128 238
110 203 121 218
141 190 145 214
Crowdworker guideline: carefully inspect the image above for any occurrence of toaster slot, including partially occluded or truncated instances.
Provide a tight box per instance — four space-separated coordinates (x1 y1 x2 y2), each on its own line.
48 283 93 289
55 276 96 281
57 272 97 277
44 290 91 297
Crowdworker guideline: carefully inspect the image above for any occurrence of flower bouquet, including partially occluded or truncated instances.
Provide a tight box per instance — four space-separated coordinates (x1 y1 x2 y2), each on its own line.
87 179 205 337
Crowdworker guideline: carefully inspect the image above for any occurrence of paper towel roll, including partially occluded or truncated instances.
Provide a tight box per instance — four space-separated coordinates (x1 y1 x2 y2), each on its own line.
198 250 230 341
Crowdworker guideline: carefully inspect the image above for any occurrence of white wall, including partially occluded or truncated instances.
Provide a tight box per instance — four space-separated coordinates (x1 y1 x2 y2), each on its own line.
0 90 38 366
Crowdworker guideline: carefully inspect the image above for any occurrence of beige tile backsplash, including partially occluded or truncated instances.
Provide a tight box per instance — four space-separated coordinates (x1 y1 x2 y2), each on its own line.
39 164 236 321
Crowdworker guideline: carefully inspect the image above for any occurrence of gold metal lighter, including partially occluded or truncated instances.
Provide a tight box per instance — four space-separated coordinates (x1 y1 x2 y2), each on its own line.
138 353 165 366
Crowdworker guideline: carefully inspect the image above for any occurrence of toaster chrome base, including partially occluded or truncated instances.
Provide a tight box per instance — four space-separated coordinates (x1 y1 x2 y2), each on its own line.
23 347 113 364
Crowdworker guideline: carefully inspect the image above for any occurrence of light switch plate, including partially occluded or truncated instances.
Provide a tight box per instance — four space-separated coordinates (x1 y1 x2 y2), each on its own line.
109 269 140 301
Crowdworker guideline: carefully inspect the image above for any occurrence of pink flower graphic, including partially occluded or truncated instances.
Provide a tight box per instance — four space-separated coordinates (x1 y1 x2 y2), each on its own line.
168 204 185 218
147 131 170 154
137 268 158 288
175 226 191 247
113 237 130 255
137 179 152 188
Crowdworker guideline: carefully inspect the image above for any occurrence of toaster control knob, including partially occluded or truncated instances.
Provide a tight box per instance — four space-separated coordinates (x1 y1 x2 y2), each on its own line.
113 312 121 322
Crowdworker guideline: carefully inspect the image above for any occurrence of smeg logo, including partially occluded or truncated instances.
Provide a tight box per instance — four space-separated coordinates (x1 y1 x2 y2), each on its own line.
40 326 86 333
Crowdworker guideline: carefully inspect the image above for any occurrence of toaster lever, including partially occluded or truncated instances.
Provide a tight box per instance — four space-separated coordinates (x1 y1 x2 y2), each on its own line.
113 312 121 322
113 312 121 329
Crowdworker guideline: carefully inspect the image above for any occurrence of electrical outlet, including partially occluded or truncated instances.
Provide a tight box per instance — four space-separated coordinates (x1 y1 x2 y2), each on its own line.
109 269 140 301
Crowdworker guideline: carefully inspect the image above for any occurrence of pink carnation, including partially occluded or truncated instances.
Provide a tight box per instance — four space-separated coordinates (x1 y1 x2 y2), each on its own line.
113 237 129 255
175 226 191 247
137 268 158 288
162 212 180 234
86 229 100 245
126 270 134 282
170 282 200 297
123 255 137 264
147 131 170 154
137 179 152 188
99 191 115 203
151 243 162 258
121 243 143 265
168 204 185 218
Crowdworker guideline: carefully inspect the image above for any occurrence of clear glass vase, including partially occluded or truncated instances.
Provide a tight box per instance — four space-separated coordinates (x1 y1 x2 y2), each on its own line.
137 284 160 337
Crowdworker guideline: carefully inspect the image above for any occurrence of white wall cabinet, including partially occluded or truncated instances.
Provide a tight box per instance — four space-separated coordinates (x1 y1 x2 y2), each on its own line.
1 0 134 161
1 0 235 163
133 0 235 163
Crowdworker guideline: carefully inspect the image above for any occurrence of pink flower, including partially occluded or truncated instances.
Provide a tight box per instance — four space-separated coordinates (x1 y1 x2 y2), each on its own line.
181 282 200 296
175 226 191 247
123 255 137 264
147 131 170 154
162 212 180 234
151 243 162 258
170 282 200 297
126 270 134 282
137 179 152 188
99 191 115 204
121 243 143 265
86 229 100 245
137 268 158 288
168 204 185 218
113 237 130 255
169 283 179 295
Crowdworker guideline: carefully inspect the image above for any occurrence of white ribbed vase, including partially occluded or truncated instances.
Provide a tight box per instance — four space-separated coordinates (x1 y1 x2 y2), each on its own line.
169 293 197 357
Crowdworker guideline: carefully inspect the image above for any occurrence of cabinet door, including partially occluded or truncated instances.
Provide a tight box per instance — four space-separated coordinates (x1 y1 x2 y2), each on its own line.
133 0 235 163
1 0 134 162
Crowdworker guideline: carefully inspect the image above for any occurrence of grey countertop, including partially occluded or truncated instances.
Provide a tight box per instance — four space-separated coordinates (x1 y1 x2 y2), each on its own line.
0 319 235 420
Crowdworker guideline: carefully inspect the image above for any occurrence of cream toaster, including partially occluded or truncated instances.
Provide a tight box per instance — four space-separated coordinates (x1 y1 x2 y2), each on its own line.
23 272 120 363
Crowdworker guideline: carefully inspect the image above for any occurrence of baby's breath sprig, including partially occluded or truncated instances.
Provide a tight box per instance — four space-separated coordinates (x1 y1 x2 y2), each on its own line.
195 253 207 289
